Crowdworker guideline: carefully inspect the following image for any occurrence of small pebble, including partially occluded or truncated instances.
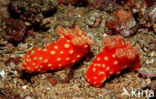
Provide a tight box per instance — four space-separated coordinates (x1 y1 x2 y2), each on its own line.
0 70 5 79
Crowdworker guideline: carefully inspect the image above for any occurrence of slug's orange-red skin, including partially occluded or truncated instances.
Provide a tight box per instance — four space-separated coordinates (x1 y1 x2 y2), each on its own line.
86 36 140 87
22 25 93 73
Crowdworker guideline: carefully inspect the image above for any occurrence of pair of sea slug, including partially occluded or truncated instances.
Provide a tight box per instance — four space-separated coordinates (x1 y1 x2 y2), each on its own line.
22 25 140 87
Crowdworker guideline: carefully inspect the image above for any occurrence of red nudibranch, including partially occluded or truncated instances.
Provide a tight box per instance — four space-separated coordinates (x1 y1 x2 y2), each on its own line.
22 25 93 73
86 36 140 87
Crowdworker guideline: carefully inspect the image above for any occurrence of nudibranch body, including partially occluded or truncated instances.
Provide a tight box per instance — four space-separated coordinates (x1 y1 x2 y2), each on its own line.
86 36 140 87
22 25 93 73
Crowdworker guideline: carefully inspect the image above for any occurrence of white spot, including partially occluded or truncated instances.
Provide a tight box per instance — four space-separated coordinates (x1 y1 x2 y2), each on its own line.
93 82 97 84
109 71 113 74
60 51 64 54
39 57 43 60
31 50 35 55
66 57 70 60
114 61 118 65
43 49 47 51
57 58 61 61
77 55 81 58
93 76 97 79
69 50 74 54
27 55 30 58
50 50 56 55
72 60 76 63
37 69 41 71
38 48 42 51
93 67 96 72
32 63 36 66
33 57 37 60
87 78 90 81
67 40 70 42
54 45 58 49
94 64 97 66
112 54 115 58
44 59 48 63
64 43 70 48
106 67 110 71
58 64 62 66
97 57 100 61
26 67 31 70
99 72 105 75
84 45 88 48
98 64 101 67
26 59 31 62
23 61 26 65
48 64 52 67
104 56 108 61
35 66 39 69
102 64 105 68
